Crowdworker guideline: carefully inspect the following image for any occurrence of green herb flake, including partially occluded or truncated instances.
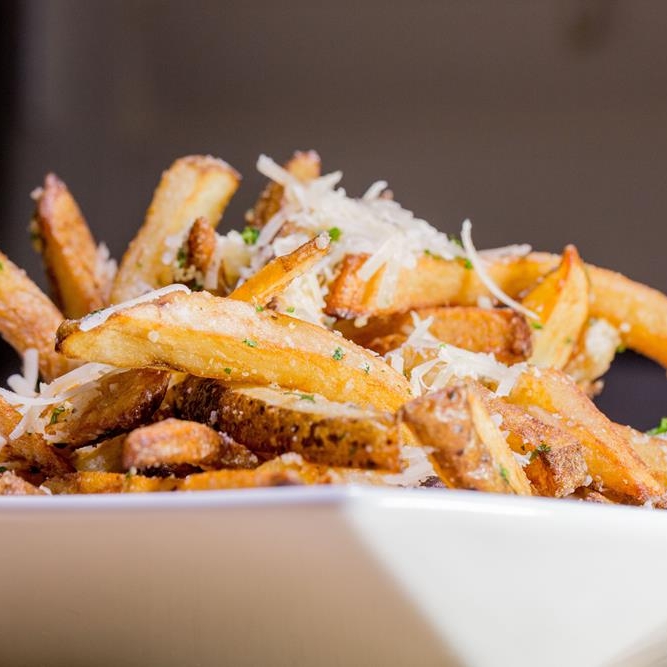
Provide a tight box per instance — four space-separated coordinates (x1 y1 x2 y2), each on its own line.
461 258 473 270
0 260 4 271
49 406 66 425
286 307 295 314
450 235 463 248
242 338 258 348
223 367 232 375
499 465 509 483
616 343 627 354
328 227 342 242
529 443 551 462
0 466 7 473
332 347 345 361
241 226 260 245
530 321 544 330
298 394 315 402
361 362 371 375
88 308 104 316
564 337 573 345
255 305 265 312
176 247 187 268
647 417 667 436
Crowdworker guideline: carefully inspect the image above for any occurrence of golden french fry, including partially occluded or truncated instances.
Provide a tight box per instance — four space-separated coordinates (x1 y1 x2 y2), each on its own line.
338 306 532 364
31 173 111 318
72 435 125 472
55 291 410 412
122 418 258 473
111 156 240 303
614 423 667 490
229 235 330 307
175 380 400 471
247 150 321 228
508 368 665 504
400 383 532 495
522 245 589 369
0 251 71 381
44 470 169 494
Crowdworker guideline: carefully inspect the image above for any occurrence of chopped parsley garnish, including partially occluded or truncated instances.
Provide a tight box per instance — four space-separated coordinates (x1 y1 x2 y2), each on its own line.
255 305 265 312
529 443 551 462
88 308 104 316
241 226 260 245
361 362 371 375
224 367 232 375
0 466 7 473
450 235 463 248
616 343 627 354
564 336 573 345
176 246 187 268
298 393 315 402
49 406 66 425
242 338 258 348
286 307 295 314
328 227 342 241
332 347 345 361
424 249 441 259
0 260 3 271
647 417 667 436
530 321 543 330
499 465 509 483
462 258 473 270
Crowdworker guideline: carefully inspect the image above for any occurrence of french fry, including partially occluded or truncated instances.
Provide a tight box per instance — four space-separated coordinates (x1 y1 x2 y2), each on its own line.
229 234 330 307
522 246 589 370
122 418 258 473
55 291 410 412
72 435 125 472
472 384 588 497
43 368 170 448
44 470 169 494
247 150 321 228
0 251 71 381
111 156 240 303
400 383 532 495
31 173 111 317
337 306 532 364
508 368 665 504
175 380 400 471
614 424 667 490
0 471 46 495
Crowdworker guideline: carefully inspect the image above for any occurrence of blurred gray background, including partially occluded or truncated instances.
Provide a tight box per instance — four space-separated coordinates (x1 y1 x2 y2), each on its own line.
1 0 666 426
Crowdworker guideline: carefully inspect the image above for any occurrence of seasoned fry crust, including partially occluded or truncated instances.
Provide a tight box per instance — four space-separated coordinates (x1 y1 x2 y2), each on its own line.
0 471 46 495
55 291 410 412
174 380 400 471
111 155 240 303
122 418 258 473
31 173 110 317
400 383 532 495
0 250 71 381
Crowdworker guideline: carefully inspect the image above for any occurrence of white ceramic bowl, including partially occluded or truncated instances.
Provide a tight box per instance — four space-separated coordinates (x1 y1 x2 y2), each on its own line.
1 487 666 666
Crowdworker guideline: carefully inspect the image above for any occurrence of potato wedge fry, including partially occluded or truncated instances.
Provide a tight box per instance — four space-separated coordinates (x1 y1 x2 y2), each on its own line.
400 383 532 495
508 368 665 504
614 424 667 491
0 396 73 477
122 418 258 473
44 470 169 494
0 471 46 495
43 368 170 448
56 291 410 411
247 150 321 228
338 306 532 364
72 435 125 472
31 173 111 317
0 251 71 381
175 380 400 470
472 383 588 497
111 156 240 303
522 246 589 370
229 234 330 307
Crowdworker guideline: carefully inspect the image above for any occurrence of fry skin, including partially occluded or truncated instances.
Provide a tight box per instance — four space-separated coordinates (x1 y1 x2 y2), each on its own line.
31 173 111 317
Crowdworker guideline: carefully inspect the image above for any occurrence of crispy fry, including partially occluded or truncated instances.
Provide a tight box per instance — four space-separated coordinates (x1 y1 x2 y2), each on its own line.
122 418 258 473
56 291 410 411
44 470 169 494
31 173 111 317
0 251 71 381
400 383 532 495
508 368 665 504
247 150 321 228
72 435 125 472
338 306 532 364
43 369 169 448
175 380 400 471
0 471 46 495
522 246 589 370
473 384 587 497
229 234 330 307
0 396 74 478
614 424 667 490
111 156 240 303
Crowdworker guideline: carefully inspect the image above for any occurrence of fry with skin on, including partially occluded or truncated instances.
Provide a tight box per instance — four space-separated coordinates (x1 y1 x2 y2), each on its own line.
522 245 589 370
111 155 240 303
229 233 331 307
400 382 532 495
508 368 665 505
31 173 112 318
122 418 258 473
0 251 71 381
55 290 410 412
614 423 667 490
72 435 125 472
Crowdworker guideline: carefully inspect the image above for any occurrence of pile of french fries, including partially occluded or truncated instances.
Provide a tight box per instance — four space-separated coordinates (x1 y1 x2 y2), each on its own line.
2 151 667 508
